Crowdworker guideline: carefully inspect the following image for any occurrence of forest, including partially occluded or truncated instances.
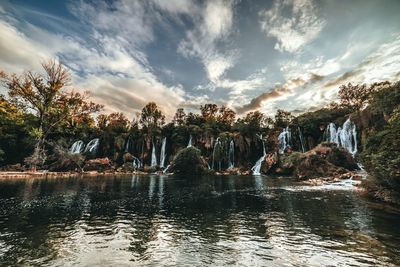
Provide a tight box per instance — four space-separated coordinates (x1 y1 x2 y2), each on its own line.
0 60 399 204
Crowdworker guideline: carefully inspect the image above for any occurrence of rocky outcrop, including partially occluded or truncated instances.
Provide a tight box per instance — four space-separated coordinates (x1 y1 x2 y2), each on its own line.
168 147 211 175
276 143 359 179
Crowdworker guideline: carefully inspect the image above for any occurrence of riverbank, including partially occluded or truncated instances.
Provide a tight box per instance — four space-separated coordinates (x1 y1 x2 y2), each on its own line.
0 170 149 179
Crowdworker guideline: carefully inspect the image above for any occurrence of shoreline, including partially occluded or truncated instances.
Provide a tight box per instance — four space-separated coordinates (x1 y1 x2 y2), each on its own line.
0 171 150 179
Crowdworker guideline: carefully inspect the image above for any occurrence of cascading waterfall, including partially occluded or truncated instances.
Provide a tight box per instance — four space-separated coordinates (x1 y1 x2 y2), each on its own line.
151 141 158 167
124 136 132 153
211 137 222 170
278 127 291 154
228 140 235 169
340 118 357 155
298 127 306 153
252 136 266 175
70 140 85 154
326 123 337 143
187 135 192 147
132 157 141 170
84 138 99 154
326 118 358 156
160 137 167 168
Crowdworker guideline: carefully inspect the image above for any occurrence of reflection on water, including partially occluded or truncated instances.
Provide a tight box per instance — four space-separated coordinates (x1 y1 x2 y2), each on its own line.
0 175 399 266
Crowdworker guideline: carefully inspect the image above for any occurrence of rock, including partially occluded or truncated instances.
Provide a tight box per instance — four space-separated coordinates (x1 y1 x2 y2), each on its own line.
123 153 134 163
168 147 211 175
83 157 113 171
260 153 278 174
277 143 359 180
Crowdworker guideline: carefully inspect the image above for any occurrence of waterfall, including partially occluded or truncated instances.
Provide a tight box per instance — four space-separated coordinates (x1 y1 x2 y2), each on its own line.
228 140 235 169
124 136 132 153
326 118 358 156
298 127 306 153
340 118 357 155
278 127 291 154
160 137 167 168
132 157 141 170
70 140 85 154
151 141 158 167
326 123 337 143
84 138 99 154
162 164 171 174
187 135 192 147
212 137 221 170
252 137 266 175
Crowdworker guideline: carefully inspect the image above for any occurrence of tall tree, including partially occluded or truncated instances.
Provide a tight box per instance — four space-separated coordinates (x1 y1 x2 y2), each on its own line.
1 60 102 168
218 106 236 126
173 108 186 126
200 104 218 121
274 109 294 128
140 102 165 135
337 81 390 111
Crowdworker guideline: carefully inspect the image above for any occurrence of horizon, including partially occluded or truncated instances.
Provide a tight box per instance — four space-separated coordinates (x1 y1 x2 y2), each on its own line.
1 0 400 119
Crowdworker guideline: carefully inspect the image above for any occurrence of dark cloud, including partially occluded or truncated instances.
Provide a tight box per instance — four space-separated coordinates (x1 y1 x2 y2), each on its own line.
235 73 324 114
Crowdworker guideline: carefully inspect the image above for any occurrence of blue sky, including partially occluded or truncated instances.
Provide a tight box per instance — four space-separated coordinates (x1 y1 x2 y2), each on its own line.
1 0 400 119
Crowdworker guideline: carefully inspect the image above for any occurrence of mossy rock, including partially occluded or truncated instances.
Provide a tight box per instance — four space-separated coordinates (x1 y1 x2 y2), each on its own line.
169 147 211 175
276 143 359 179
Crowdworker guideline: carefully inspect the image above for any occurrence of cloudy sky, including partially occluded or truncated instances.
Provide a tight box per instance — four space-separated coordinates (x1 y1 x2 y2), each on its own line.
1 0 400 119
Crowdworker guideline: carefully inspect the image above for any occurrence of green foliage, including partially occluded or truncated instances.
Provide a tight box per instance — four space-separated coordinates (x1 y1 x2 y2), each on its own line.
361 118 400 191
334 81 390 111
274 109 294 128
169 147 210 175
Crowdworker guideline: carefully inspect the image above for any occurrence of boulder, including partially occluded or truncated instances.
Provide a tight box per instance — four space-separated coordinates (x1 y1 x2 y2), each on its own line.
168 147 211 175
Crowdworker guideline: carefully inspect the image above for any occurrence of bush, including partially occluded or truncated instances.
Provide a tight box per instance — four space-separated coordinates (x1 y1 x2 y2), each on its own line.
169 147 210 175
361 119 400 191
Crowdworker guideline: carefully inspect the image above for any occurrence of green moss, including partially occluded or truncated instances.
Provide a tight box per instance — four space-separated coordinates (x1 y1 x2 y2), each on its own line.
169 147 210 175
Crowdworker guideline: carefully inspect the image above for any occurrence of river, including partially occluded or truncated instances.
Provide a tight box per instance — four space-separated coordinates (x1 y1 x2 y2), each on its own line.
0 175 399 266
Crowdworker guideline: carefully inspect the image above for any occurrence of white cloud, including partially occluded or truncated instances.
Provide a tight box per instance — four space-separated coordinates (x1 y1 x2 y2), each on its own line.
0 17 186 119
260 0 325 53
151 0 197 15
178 0 237 83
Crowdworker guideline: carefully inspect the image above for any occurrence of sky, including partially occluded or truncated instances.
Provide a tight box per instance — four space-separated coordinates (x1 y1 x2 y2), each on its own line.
1 0 400 119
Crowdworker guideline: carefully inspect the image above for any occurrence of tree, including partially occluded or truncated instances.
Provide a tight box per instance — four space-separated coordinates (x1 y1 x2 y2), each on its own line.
97 112 130 133
337 81 390 111
274 109 294 128
0 95 35 165
200 104 218 121
173 108 186 126
218 106 236 126
1 60 102 169
140 102 165 135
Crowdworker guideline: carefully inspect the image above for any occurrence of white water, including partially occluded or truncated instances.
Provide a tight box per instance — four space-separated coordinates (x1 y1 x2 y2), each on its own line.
162 164 171 174
132 157 141 170
70 140 85 154
160 137 167 168
84 138 99 154
252 137 266 175
187 135 192 147
278 127 291 154
124 137 132 153
151 142 158 167
326 118 358 156
212 137 222 170
228 140 235 169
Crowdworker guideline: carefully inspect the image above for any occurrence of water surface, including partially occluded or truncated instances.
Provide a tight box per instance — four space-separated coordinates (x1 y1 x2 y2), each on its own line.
0 175 399 266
